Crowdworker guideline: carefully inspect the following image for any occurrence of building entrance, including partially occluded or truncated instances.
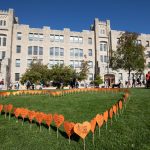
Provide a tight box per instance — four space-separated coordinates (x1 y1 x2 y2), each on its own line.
104 74 115 87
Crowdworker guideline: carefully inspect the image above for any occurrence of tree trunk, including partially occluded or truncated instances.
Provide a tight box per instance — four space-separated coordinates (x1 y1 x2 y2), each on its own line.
128 68 131 88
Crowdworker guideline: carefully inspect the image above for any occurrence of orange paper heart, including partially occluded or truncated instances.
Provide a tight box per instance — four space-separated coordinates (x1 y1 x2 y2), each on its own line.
0 104 3 113
64 121 75 137
53 113 64 128
44 114 53 127
14 108 21 118
96 114 103 127
74 121 91 139
35 112 44 124
28 110 36 122
90 118 96 133
7 104 13 112
109 108 113 119
119 101 123 110
113 105 117 114
20 108 28 119
103 111 108 122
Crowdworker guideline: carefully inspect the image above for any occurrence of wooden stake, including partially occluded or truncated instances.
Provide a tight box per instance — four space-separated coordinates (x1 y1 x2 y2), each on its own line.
69 136 70 144
98 127 100 137
83 138 85 150
92 133 94 145
106 122 107 130
57 127 58 139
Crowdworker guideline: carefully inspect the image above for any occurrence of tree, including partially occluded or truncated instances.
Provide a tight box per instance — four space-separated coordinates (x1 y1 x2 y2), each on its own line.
110 31 145 80
20 61 50 85
91 75 103 87
77 61 90 81
50 64 76 88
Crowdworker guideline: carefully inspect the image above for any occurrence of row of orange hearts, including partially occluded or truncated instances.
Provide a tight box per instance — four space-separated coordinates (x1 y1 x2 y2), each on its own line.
0 88 129 97
0 96 128 139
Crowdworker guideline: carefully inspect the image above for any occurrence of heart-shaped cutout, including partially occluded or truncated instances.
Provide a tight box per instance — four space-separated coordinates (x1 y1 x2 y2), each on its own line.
90 118 96 133
0 104 3 113
64 121 75 137
44 114 53 127
119 101 123 110
96 114 103 127
109 108 113 119
74 121 91 139
113 105 117 114
53 114 64 128
103 111 108 122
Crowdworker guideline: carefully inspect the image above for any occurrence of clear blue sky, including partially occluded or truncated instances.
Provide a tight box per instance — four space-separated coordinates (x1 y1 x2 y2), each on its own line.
0 0 150 34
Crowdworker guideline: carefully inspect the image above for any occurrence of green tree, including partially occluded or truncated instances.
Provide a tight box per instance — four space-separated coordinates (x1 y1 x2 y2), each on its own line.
92 75 103 87
78 60 90 81
50 64 76 88
110 32 145 80
20 61 50 85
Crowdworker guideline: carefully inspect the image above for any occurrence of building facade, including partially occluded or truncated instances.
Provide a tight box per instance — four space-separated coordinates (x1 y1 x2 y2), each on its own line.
0 9 150 89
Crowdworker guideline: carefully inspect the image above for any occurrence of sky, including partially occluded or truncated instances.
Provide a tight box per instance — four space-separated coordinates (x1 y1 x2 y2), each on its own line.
0 0 150 34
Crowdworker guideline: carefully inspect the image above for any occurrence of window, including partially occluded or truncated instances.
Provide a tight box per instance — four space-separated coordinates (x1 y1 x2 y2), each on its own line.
29 33 33 41
49 60 63 68
70 60 74 67
39 47 43 55
119 73 123 80
60 35 64 42
39 34 44 41
0 51 6 59
28 46 32 55
50 47 63 57
4 20 6 26
117 38 120 44
70 48 83 57
70 36 83 44
147 51 150 58
100 42 107 51
70 48 74 57
16 59 20 67
70 36 74 43
100 55 103 62
50 34 64 42
17 32 22 40
16 45 21 53
0 37 1 46
89 74 93 80
148 62 150 68
50 34 54 42
74 48 79 57
146 41 149 47
75 60 79 68
15 73 20 81
79 37 83 43
0 20 2 26
55 47 59 56
60 48 64 56
88 49 92 56
27 59 32 67
100 29 105 34
88 61 93 68
79 49 83 57
55 35 59 42
88 38 92 44
136 40 142 45
104 56 108 63
3 37 6 46
34 33 38 41
33 46 38 55
50 47 54 56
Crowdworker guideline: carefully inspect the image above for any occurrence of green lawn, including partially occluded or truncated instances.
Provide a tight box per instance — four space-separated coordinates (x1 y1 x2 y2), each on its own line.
0 89 149 150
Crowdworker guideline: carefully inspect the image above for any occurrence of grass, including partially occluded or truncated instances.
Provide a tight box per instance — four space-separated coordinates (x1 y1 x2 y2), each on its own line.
0 89 150 150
